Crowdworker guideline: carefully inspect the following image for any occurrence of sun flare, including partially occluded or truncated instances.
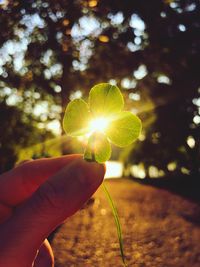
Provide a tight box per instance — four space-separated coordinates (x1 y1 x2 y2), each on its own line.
89 117 109 133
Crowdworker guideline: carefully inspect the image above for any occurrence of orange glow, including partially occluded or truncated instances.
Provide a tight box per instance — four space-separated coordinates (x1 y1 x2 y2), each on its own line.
63 19 70 26
88 0 98 8
99 35 109 43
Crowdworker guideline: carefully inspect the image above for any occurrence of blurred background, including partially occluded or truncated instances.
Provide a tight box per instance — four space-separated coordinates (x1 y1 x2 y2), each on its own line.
1 1 200 266
0 0 199 180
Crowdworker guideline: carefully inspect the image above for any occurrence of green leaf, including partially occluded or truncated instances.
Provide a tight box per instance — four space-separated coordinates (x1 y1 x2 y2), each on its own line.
84 132 111 163
106 111 142 147
63 99 91 137
89 83 124 117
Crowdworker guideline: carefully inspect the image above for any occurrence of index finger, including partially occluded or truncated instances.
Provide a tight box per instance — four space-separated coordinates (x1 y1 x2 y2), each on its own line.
0 154 81 206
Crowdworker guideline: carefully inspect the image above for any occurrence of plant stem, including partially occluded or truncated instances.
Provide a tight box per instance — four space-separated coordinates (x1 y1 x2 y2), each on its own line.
102 182 127 267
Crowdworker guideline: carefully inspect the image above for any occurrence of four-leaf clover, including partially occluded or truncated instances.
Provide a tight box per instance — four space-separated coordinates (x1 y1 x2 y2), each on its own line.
63 83 142 163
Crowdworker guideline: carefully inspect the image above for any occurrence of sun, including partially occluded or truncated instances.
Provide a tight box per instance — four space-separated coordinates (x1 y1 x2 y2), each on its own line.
89 117 109 133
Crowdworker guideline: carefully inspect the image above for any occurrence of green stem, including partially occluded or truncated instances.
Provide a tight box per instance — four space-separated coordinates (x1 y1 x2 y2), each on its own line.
102 182 127 267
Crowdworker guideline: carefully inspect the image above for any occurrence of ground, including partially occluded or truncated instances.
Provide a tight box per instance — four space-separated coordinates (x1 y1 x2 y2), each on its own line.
51 179 200 267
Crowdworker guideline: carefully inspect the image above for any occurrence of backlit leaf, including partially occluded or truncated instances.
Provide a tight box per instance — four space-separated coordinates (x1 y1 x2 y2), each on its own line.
63 99 91 136
84 132 111 163
106 111 142 147
89 83 124 117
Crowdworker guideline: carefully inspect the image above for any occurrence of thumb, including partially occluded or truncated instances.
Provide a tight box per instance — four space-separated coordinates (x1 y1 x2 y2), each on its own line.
0 158 105 267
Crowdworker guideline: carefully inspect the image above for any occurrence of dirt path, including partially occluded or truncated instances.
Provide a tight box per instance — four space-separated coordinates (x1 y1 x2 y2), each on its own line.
51 179 200 267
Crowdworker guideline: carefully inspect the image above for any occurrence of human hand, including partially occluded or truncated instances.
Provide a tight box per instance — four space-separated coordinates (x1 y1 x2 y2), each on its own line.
0 155 105 267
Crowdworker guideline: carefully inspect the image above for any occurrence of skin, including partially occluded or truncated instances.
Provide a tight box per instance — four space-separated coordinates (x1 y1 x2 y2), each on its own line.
0 154 105 267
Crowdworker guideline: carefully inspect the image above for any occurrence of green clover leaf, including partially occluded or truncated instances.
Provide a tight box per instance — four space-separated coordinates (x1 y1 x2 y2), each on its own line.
63 83 142 163
89 83 124 116
62 99 91 136
105 111 142 147
63 83 142 266
84 132 111 163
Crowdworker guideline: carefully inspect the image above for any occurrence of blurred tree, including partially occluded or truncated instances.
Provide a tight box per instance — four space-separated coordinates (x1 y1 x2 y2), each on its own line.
0 0 199 176
0 100 53 173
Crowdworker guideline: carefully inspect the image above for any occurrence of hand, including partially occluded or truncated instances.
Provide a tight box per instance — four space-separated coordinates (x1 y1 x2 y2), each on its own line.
0 155 105 267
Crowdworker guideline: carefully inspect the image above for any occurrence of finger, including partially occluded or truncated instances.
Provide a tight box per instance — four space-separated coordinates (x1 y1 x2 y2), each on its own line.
0 154 81 206
34 239 54 267
0 160 34 224
0 203 12 224
15 159 34 167
0 158 105 267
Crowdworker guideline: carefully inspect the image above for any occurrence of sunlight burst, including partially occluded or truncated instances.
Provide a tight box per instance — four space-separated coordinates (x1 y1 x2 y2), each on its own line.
89 117 109 133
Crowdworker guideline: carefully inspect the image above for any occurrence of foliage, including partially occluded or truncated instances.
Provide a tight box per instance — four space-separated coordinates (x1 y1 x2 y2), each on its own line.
0 100 53 172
